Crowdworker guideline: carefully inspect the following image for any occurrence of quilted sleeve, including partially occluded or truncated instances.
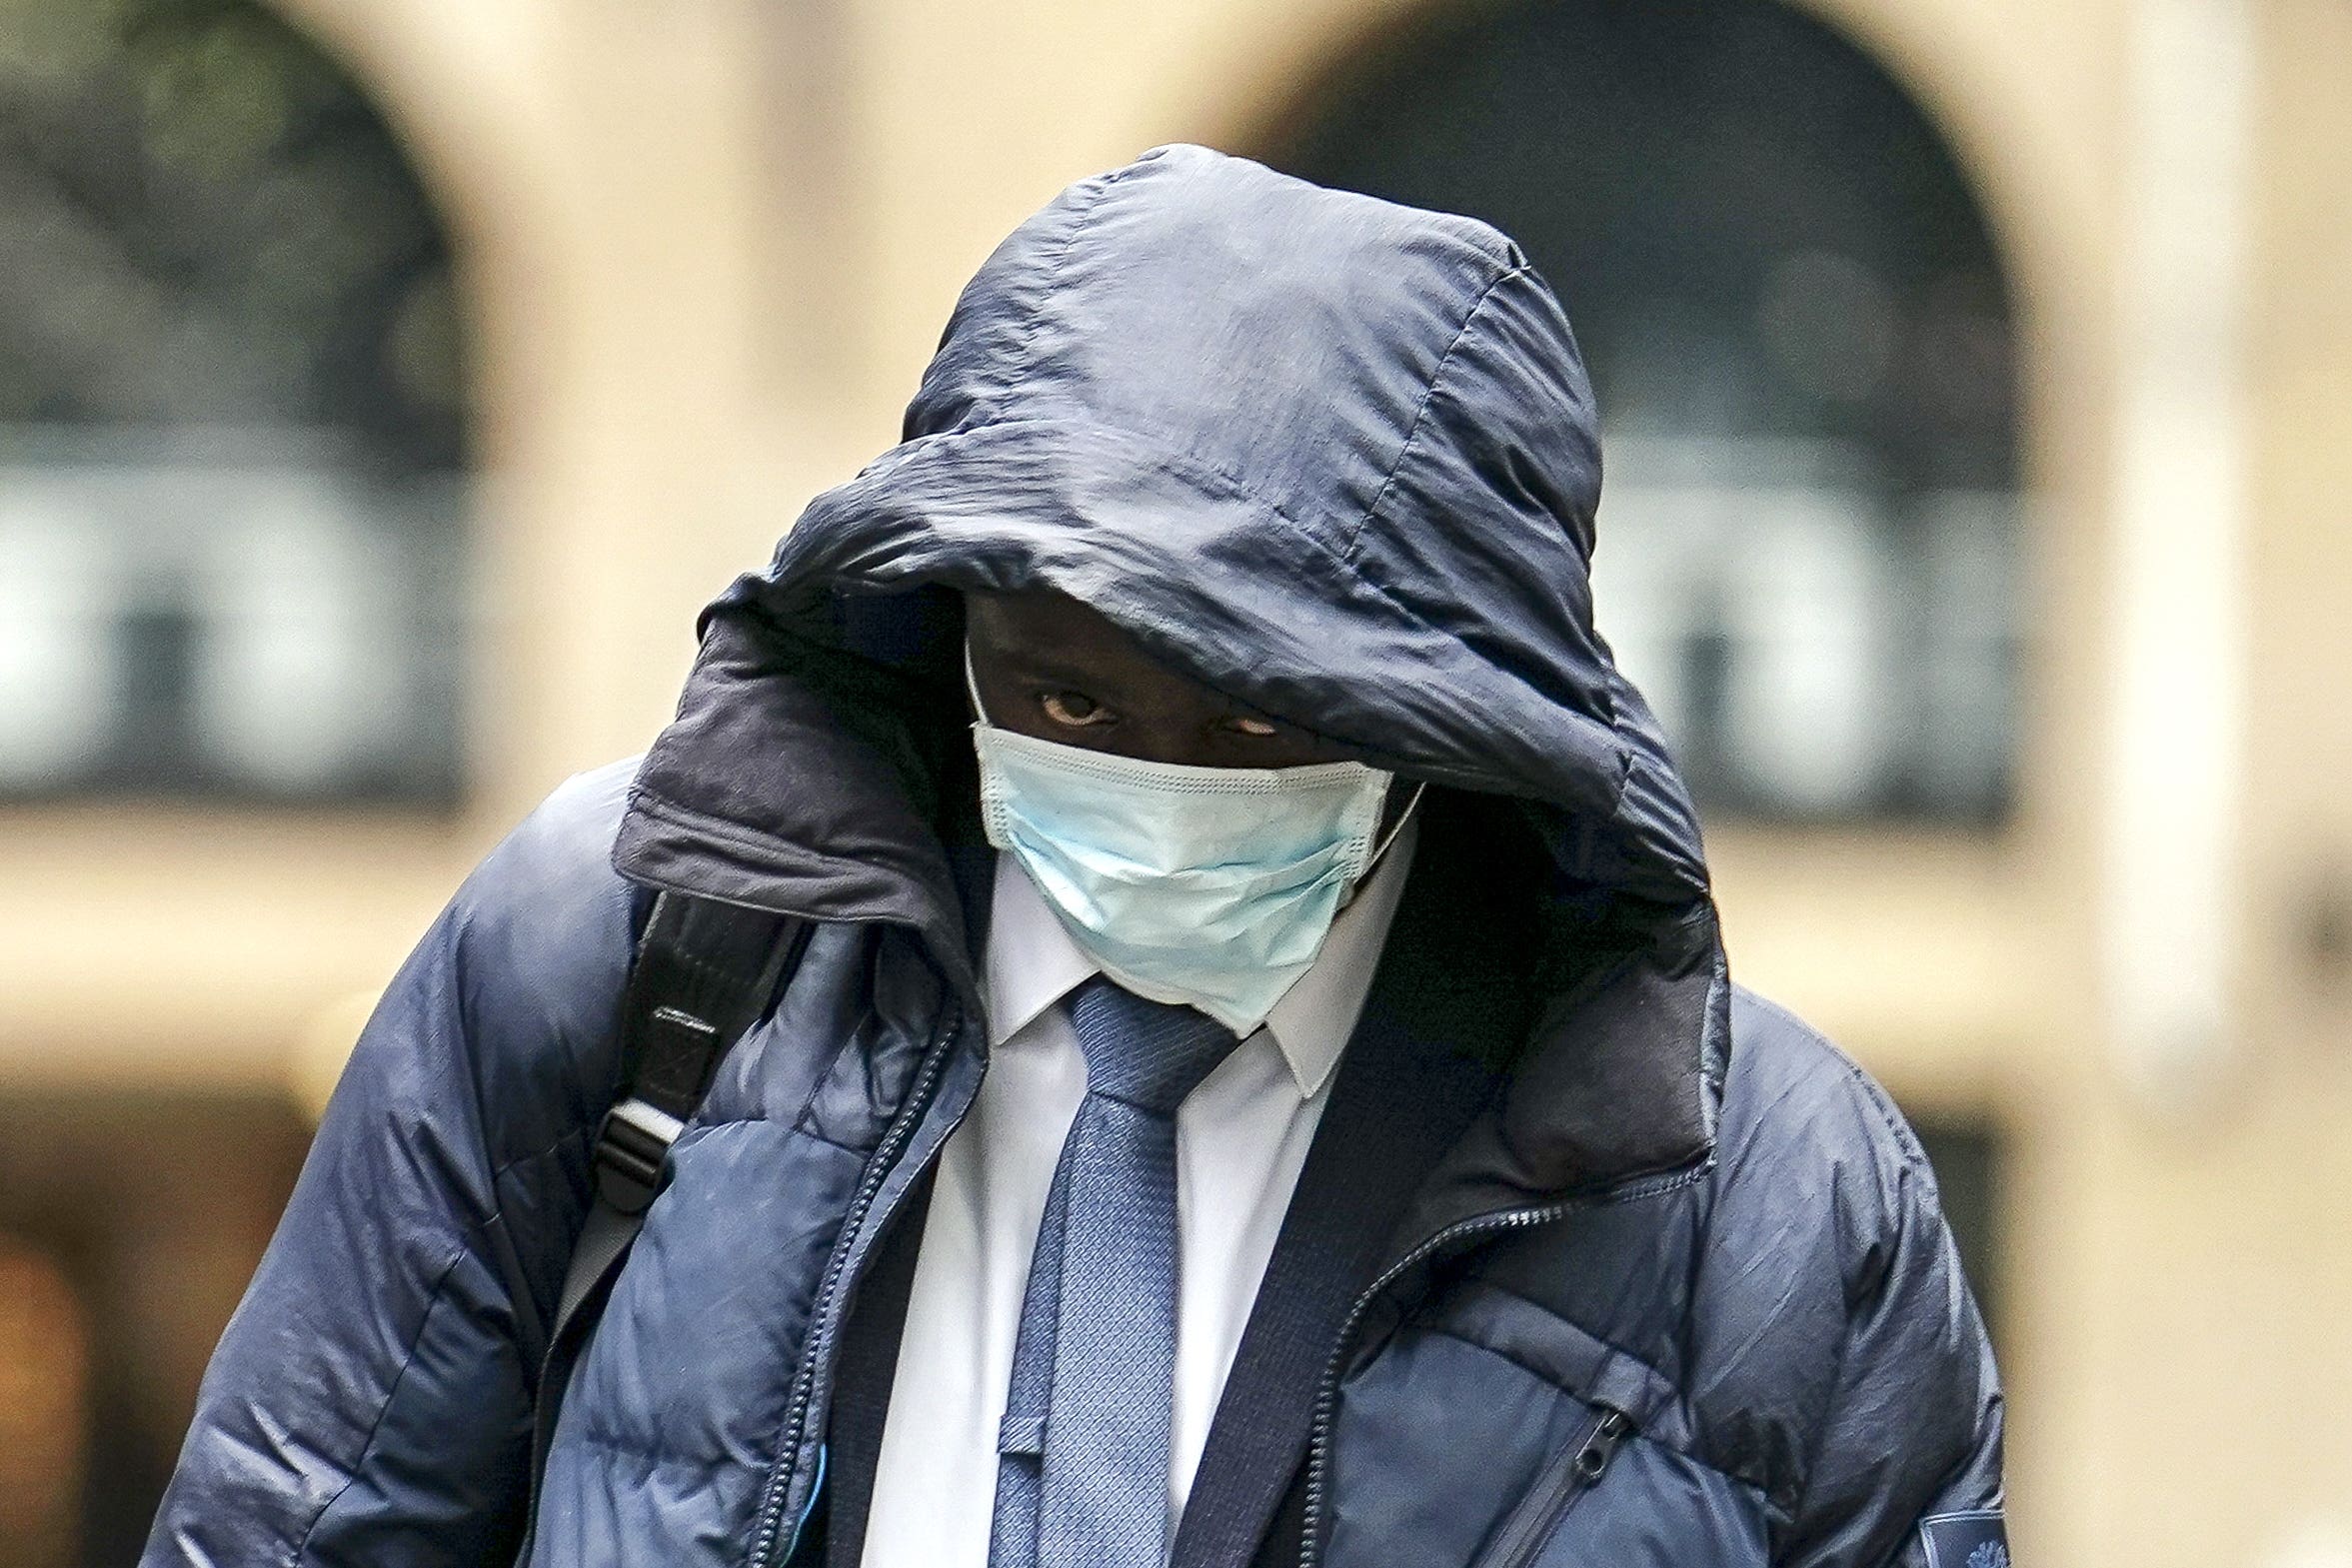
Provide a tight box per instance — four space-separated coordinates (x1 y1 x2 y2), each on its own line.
140 766 642 1568
1780 1117 2007 1568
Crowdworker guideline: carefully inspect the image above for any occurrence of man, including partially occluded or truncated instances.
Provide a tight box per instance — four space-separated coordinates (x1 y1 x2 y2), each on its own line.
146 145 2005 1568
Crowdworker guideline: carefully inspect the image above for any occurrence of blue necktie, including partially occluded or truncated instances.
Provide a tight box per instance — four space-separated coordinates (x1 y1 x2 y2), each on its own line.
988 977 1244 1568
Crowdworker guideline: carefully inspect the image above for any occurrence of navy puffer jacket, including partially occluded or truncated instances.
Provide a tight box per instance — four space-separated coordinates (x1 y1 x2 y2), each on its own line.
145 146 2005 1568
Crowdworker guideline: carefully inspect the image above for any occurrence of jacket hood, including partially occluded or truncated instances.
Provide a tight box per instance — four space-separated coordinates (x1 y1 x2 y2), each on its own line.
618 145 1728 1192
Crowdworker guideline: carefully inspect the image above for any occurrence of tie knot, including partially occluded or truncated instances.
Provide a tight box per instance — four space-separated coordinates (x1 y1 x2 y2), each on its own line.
1065 978 1242 1114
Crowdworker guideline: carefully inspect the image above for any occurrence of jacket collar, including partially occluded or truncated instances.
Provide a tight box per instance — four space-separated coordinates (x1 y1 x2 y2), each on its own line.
613 610 983 994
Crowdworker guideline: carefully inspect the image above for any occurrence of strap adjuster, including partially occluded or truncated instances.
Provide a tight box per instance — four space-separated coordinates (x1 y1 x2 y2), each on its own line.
594 1095 688 1213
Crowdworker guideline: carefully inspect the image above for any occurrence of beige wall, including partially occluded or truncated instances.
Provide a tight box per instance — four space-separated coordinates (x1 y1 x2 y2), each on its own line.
5 0 2349 1560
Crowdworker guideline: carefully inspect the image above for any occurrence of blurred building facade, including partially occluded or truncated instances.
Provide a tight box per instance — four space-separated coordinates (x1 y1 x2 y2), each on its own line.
1 0 2348 1562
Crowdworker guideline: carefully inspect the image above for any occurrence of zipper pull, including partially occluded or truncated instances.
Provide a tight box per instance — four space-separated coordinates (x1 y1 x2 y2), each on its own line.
1570 1408 1632 1486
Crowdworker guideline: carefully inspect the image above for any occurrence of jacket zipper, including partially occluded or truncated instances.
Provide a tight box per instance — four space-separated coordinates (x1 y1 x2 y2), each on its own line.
1472 1404 1632 1568
1296 1200 1581 1568
746 1002 969 1568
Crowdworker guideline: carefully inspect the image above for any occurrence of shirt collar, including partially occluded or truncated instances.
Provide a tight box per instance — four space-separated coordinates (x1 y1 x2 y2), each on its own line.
983 815 1419 1100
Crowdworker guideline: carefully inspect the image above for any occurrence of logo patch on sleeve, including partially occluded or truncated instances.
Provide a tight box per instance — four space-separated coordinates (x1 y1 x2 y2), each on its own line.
1920 1511 2009 1568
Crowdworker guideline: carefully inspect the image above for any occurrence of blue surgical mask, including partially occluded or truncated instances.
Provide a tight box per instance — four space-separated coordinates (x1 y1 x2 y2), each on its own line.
969 670 1398 1033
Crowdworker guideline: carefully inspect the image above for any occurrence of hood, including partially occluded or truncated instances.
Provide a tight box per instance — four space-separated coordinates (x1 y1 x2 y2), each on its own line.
618 145 1728 1192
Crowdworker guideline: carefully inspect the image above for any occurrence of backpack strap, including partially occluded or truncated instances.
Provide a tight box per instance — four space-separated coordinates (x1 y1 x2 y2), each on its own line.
520 890 809 1553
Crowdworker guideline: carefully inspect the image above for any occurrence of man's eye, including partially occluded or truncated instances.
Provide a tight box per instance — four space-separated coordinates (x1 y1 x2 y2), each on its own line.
1039 692 1113 728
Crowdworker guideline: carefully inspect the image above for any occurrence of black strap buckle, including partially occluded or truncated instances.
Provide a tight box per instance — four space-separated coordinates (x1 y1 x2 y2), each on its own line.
593 1095 688 1213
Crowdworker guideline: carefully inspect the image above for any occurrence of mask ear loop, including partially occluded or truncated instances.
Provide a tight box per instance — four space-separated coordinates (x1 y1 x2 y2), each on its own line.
964 643 993 727
1367 780 1426 871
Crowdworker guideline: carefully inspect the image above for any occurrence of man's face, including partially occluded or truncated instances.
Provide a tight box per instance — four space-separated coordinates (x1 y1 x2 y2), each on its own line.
965 592 1358 770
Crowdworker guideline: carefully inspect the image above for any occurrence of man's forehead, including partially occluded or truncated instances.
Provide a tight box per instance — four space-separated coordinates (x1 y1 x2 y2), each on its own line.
966 592 1169 676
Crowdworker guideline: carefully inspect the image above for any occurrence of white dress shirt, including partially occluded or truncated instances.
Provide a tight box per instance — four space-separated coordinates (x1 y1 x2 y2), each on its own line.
859 818 1416 1568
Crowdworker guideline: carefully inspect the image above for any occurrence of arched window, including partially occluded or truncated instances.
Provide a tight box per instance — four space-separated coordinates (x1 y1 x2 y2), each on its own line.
1260 0 2020 823
0 0 469 803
